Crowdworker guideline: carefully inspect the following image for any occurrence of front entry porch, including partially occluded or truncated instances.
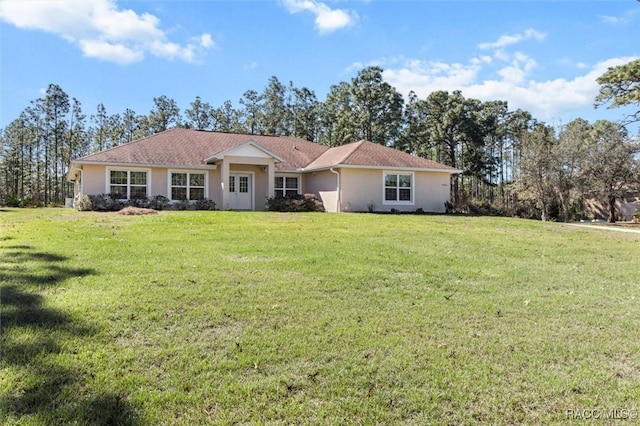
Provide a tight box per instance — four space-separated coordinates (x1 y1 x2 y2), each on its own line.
227 173 254 210
210 140 282 211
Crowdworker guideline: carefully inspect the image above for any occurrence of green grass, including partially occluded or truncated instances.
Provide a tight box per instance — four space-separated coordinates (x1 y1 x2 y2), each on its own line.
1 208 639 425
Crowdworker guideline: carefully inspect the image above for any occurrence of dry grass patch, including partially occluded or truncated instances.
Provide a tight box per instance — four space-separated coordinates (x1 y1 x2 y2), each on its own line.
117 206 158 215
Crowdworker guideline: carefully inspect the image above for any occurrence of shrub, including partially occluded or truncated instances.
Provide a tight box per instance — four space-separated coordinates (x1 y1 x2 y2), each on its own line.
73 193 93 211
4 195 25 208
126 197 146 208
88 194 125 211
148 195 170 210
172 200 191 211
73 194 217 212
266 194 325 212
444 201 455 214
193 198 216 210
466 200 509 217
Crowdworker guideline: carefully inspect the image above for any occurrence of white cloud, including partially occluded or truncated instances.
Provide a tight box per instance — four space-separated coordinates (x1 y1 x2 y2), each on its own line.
382 59 483 97
79 40 144 65
601 8 640 25
0 0 92 38
0 0 214 64
381 53 639 122
243 61 258 71
478 28 547 50
281 0 357 34
470 56 493 66
199 34 215 49
345 58 389 74
358 29 639 121
496 51 537 85
602 15 623 25
345 61 365 73
150 40 192 62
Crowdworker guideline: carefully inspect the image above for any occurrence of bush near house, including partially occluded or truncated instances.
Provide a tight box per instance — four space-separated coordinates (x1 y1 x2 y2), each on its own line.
73 193 216 212
266 193 325 212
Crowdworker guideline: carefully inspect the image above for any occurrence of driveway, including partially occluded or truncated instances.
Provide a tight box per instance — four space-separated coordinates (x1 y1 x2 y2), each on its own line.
566 223 640 234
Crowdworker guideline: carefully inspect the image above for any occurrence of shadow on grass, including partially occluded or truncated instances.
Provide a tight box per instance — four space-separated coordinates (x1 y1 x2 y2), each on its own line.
1 245 141 425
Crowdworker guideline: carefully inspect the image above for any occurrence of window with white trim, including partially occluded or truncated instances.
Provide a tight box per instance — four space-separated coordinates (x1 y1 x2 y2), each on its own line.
274 175 300 197
109 170 148 199
383 172 414 204
171 172 206 200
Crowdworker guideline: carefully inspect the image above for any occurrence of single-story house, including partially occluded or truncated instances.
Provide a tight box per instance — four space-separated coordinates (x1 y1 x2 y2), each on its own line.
68 129 460 212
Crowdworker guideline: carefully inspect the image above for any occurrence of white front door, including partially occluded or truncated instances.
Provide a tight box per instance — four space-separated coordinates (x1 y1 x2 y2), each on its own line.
229 174 252 210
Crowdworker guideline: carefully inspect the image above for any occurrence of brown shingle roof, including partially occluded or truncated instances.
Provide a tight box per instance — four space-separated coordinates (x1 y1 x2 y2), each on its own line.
73 129 458 173
304 140 458 171
73 128 328 171
252 136 328 170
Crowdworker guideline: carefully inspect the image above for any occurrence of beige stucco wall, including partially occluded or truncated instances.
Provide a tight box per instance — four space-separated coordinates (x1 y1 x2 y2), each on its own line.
78 164 218 201
76 162 452 213
80 164 107 195
339 168 451 213
414 172 451 213
76 158 272 211
303 170 339 213
339 168 380 212
150 168 165 196
208 168 222 207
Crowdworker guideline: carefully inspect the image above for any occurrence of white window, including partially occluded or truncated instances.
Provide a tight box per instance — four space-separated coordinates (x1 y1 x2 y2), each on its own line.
274 175 300 197
170 171 206 201
238 176 248 193
383 172 414 205
109 170 148 199
228 175 249 193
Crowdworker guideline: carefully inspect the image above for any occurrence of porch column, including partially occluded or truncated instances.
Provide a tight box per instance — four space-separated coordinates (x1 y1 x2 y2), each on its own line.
267 160 275 198
220 160 229 210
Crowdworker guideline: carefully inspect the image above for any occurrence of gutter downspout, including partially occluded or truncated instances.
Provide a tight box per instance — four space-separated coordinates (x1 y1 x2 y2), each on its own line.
68 166 83 195
78 169 83 195
330 167 341 213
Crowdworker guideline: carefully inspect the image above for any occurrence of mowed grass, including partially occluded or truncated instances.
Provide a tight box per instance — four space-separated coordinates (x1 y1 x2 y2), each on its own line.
1 208 639 425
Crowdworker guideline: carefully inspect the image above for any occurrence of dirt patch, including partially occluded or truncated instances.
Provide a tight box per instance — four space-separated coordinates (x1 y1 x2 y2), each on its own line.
118 207 158 216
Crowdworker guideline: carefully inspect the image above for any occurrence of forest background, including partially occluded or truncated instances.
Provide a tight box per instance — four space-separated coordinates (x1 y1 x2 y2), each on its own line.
1 60 638 222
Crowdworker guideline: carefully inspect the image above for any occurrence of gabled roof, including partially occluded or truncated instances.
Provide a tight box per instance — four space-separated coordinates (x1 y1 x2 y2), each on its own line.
304 140 459 172
73 129 326 171
246 135 327 170
204 140 285 163
72 128 459 173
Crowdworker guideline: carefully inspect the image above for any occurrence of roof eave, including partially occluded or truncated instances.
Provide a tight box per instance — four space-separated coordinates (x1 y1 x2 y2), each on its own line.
301 164 462 174
71 160 218 170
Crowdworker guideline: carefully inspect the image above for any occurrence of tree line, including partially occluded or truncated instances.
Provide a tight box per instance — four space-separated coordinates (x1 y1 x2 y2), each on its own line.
1 61 639 221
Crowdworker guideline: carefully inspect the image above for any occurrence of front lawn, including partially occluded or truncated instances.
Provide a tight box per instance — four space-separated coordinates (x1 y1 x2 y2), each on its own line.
1 209 639 424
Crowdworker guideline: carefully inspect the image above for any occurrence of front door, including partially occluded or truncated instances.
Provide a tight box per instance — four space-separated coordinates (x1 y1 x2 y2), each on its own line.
229 174 252 210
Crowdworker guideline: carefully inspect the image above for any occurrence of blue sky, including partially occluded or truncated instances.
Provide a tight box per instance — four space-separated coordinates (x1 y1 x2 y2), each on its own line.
1 0 639 133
